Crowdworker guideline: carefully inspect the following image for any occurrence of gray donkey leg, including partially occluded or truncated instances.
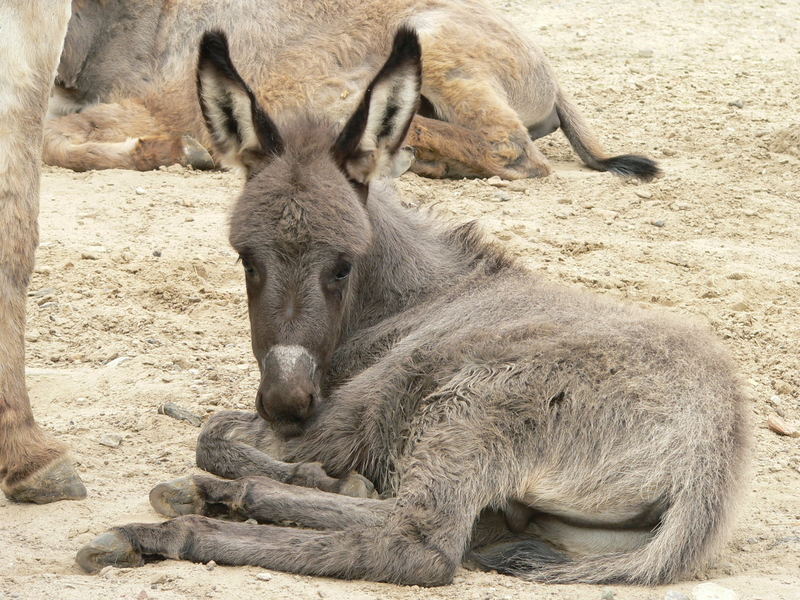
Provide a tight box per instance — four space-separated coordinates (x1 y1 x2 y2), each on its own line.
196 410 377 498
77 422 491 585
149 474 393 528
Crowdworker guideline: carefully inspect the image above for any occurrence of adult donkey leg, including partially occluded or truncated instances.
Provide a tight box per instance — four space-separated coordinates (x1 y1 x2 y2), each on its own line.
0 0 86 503
196 411 377 498
43 99 213 172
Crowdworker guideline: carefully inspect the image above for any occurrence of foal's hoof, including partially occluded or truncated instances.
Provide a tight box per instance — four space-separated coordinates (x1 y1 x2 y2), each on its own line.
76 531 143 573
4 458 87 504
149 476 203 517
181 136 215 170
337 472 379 499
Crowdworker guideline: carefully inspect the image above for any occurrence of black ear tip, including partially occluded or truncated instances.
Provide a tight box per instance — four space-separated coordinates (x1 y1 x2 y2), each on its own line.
198 30 231 65
392 26 421 61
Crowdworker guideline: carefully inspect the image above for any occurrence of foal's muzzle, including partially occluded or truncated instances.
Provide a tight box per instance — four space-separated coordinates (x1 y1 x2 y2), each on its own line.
256 345 318 432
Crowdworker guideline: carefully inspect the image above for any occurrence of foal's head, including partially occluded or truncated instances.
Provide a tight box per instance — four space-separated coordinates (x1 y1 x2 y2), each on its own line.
197 29 421 436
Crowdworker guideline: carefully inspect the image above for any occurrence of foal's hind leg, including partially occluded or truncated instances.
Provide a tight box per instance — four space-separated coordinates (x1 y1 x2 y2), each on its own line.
196 411 377 498
43 100 213 172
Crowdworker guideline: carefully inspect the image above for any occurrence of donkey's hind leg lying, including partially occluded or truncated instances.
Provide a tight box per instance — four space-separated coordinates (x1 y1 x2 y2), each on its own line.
43 99 213 172
196 410 378 498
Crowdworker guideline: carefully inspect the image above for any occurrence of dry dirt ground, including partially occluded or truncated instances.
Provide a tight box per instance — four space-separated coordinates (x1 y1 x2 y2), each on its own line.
2 0 799 599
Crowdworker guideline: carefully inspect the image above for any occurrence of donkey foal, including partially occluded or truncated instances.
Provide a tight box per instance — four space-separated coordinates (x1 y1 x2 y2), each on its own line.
77 30 748 586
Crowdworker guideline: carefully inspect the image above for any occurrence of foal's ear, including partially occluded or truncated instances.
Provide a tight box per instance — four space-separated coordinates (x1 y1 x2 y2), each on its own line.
197 31 284 176
332 28 421 187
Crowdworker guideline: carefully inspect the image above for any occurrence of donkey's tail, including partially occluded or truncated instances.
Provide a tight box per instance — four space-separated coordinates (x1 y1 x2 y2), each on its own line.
554 90 661 182
470 475 740 585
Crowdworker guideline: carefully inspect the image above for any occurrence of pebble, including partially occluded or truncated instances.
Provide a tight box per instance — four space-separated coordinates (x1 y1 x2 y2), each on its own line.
98 434 122 448
256 573 273 582
601 590 616 600
205 560 216 571
99 566 115 579
730 300 751 312
728 100 744 109
742 208 757 216
158 402 203 427
650 219 666 228
153 250 162 257
29 287 58 298
135 187 146 195
691 582 738 600
665 591 691 600
637 48 654 58
494 192 512 202
106 356 131 368
486 176 508 188
635 189 653 199
81 251 101 260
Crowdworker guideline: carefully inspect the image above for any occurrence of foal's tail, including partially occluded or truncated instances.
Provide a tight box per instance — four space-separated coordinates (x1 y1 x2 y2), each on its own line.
471 464 743 584
555 90 661 182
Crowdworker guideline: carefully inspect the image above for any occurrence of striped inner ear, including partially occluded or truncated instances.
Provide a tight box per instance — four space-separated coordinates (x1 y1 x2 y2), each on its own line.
196 30 283 174
333 28 422 184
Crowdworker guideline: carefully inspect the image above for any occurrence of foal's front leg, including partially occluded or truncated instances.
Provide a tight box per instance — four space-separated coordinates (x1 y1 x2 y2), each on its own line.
197 410 377 498
149 474 392 529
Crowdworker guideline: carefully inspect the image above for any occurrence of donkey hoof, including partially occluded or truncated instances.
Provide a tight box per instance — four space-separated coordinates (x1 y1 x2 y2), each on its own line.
181 136 215 170
337 472 379 499
149 476 203 517
76 531 143 573
4 458 87 504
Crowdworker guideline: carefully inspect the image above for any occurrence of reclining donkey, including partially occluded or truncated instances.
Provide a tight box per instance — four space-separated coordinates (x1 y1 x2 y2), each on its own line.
77 30 748 586
48 0 659 181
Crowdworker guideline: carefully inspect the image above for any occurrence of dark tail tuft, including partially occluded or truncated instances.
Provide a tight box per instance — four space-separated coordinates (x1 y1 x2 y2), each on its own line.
600 154 661 182
468 539 569 577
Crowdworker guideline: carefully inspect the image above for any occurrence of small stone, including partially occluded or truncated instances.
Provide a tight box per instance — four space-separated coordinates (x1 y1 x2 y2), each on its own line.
205 560 217 571
245 518 258 525
774 380 793 395
158 402 203 427
635 189 653 199
650 219 666 228
25 329 40 342
728 100 744 109
742 208 757 216
692 582 738 600
665 591 691 600
106 356 131 367
726 272 747 280
81 251 100 260
29 287 58 298
486 176 508 188
601 590 616 600
494 192 512 202
135 187 146 195
637 48 654 58
730 300 751 312
99 566 115 579
767 415 799 438
256 572 273 582
152 250 162 257
662 148 677 157
98 434 122 448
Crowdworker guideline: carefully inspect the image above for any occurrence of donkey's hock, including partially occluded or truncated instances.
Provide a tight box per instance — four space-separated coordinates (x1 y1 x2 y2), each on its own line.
46 0 659 180
78 29 746 586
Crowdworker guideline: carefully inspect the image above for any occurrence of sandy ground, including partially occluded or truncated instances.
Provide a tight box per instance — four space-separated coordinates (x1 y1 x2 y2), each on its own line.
2 0 799 599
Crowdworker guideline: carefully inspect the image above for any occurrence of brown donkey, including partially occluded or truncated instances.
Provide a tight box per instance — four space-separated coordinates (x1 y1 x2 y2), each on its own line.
46 0 659 181
0 1 86 503
77 30 747 585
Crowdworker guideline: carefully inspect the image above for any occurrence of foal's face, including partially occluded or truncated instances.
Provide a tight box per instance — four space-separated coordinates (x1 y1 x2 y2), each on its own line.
229 143 372 436
197 28 421 435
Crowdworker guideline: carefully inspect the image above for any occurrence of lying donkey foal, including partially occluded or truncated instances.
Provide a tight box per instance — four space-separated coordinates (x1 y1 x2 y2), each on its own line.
77 30 749 586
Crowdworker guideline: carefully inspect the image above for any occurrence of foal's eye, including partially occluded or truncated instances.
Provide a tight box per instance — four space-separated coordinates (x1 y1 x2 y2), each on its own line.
334 261 352 281
240 256 255 275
